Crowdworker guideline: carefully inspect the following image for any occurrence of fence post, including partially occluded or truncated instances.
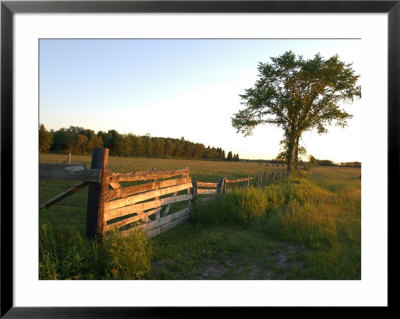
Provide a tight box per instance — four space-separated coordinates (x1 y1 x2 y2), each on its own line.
247 175 250 187
218 177 224 194
185 167 191 211
192 180 198 211
68 152 71 164
86 148 109 240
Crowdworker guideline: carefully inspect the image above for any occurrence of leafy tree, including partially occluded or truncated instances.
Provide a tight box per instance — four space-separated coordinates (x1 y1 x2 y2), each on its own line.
309 155 318 167
193 143 204 159
50 128 75 153
71 134 88 154
132 135 145 157
153 138 165 158
317 159 336 166
173 139 184 158
232 51 361 173
227 151 233 161
39 124 53 153
163 138 174 158
86 134 104 153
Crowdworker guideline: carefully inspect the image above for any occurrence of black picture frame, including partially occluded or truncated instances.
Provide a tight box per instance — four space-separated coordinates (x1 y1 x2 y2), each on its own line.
1 0 396 317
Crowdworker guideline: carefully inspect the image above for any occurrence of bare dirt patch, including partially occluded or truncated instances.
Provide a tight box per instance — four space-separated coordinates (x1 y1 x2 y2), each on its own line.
189 242 306 280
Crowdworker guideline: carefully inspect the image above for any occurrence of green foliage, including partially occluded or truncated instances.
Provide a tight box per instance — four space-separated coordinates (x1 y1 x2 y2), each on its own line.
45 125 227 160
193 187 270 226
309 155 318 167
232 51 361 172
317 159 337 166
194 168 359 252
101 229 152 280
39 124 53 153
39 219 152 280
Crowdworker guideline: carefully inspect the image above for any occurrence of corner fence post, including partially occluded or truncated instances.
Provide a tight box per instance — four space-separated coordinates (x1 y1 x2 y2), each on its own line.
86 148 109 240
192 180 198 211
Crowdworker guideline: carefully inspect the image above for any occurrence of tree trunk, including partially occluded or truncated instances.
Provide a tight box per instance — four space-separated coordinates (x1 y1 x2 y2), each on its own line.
294 136 300 171
286 138 295 175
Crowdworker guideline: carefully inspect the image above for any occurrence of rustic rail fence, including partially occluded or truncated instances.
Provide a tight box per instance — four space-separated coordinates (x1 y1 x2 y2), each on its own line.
40 148 288 239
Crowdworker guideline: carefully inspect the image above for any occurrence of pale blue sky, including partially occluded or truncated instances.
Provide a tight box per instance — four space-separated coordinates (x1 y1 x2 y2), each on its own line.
39 39 361 162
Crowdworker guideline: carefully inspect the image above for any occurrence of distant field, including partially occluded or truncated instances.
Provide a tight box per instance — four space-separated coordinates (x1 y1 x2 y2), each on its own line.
39 153 361 280
39 153 285 182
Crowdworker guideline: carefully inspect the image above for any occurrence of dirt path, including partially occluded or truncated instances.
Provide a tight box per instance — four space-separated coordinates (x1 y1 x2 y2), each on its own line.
151 241 306 280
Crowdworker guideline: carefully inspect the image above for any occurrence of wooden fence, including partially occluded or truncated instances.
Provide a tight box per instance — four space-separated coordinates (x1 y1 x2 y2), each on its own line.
40 148 288 240
103 166 192 239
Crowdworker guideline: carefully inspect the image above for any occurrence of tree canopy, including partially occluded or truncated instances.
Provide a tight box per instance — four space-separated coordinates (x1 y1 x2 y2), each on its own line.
39 124 53 153
232 51 361 172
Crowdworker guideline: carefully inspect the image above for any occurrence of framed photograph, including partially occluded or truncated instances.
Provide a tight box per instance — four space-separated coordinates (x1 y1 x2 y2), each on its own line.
1 0 396 316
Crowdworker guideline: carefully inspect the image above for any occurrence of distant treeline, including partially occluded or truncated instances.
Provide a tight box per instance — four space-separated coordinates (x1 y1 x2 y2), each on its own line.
39 124 240 161
338 161 361 168
242 158 361 168
317 160 361 167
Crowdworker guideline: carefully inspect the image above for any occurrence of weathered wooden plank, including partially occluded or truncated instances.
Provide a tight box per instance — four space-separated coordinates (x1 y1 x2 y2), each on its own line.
39 163 86 170
109 182 122 190
104 194 193 221
104 207 161 232
104 177 191 202
226 177 253 183
197 182 218 188
154 178 160 221
120 207 191 237
197 189 218 195
39 182 89 209
39 164 102 183
145 207 191 231
108 168 190 182
163 191 178 217
145 214 191 238
104 182 192 211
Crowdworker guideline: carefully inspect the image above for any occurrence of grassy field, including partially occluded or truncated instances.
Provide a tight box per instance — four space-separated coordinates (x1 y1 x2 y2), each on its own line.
39 153 361 280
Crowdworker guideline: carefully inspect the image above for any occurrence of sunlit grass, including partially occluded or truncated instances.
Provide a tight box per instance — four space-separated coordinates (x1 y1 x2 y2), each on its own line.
39 154 360 280
189 167 361 279
40 153 285 182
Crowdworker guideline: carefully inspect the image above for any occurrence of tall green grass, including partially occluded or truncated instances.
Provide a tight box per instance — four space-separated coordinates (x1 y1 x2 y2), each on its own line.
39 220 152 280
194 170 359 248
39 153 360 280
191 168 361 279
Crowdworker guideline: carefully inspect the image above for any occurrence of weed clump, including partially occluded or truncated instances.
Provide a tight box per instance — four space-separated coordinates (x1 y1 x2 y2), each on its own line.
193 175 344 249
39 222 152 280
